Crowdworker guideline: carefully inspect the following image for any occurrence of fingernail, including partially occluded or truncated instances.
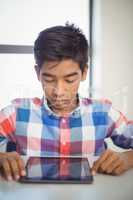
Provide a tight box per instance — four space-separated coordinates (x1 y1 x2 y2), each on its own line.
15 175 20 180
92 171 96 176
21 170 26 176
8 176 12 181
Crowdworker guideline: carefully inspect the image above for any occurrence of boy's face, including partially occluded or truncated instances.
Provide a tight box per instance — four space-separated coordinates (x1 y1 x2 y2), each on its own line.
35 59 88 113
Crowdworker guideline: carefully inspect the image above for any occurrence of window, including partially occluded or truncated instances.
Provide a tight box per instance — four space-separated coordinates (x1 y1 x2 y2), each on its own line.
0 0 90 108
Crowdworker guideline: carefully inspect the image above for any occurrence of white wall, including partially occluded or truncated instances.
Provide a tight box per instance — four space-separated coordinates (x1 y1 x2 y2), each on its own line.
93 0 133 119
92 0 133 151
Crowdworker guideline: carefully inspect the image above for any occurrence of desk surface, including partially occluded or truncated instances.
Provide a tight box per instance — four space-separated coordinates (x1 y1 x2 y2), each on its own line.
0 157 133 200
0 169 133 200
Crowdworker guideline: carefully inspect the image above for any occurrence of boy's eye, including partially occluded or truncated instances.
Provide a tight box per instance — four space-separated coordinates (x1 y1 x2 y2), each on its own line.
44 79 54 83
66 79 76 83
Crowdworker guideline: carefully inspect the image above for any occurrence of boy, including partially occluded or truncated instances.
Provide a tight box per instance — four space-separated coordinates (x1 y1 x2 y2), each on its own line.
0 23 133 181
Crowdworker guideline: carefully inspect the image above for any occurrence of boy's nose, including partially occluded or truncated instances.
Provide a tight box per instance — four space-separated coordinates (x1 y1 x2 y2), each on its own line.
54 81 66 97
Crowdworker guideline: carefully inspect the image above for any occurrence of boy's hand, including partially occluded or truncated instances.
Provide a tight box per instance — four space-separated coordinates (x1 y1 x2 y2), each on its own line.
92 149 132 176
0 151 26 181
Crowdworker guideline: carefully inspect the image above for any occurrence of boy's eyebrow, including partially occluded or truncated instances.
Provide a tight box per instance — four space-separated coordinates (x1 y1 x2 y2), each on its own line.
64 72 78 78
42 72 78 78
42 72 54 77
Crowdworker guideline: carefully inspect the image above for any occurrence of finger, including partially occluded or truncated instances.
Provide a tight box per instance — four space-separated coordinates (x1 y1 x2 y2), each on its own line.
10 151 20 159
106 159 122 174
2 160 12 181
97 166 105 174
100 154 119 172
16 157 26 176
8 158 20 180
91 169 96 176
112 164 126 175
92 150 112 172
9 152 26 176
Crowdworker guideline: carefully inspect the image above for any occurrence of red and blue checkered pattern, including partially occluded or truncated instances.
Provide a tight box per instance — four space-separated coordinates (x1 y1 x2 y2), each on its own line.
0 96 133 156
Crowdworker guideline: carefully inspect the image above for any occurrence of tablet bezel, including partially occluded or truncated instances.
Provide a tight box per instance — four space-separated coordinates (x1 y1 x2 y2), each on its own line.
19 156 93 184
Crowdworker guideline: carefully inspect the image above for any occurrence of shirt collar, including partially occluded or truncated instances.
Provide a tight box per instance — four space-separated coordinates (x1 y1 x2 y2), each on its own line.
42 94 81 118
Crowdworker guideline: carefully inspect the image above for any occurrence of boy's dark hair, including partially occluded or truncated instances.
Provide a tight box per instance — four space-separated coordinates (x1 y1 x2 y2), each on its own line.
34 23 89 72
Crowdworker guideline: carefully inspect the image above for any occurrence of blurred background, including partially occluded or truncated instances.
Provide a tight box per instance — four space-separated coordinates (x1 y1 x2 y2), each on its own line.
0 0 133 122
0 0 89 108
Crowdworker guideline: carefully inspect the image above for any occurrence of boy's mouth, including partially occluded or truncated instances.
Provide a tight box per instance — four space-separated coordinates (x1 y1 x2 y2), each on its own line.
48 98 76 110
51 100 70 107
47 95 79 111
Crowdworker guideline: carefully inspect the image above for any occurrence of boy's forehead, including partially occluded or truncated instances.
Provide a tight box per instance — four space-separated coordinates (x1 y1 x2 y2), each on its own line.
41 59 80 74
43 60 60 70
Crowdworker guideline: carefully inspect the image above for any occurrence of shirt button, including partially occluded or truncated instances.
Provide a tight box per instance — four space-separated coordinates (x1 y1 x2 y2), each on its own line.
62 118 66 123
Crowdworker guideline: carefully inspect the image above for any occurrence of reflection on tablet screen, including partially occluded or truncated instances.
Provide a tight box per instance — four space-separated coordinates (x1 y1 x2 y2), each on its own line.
20 157 93 183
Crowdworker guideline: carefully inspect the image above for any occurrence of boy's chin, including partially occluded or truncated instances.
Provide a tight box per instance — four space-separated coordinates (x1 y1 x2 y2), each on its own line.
50 103 69 110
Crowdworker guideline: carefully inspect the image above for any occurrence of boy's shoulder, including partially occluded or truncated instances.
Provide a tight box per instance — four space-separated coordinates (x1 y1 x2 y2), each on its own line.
11 97 42 108
81 97 112 112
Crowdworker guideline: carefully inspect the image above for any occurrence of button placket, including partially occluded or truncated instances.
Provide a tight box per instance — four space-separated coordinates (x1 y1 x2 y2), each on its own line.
60 117 70 155
61 117 68 145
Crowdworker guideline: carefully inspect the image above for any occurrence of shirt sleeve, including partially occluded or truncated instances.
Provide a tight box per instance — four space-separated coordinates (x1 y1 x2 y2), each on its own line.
0 103 16 147
107 104 133 149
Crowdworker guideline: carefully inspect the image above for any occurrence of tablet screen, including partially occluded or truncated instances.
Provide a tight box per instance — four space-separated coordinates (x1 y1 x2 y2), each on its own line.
20 157 93 184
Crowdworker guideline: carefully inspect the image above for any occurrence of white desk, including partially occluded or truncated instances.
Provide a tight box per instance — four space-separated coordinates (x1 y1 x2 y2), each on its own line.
0 157 133 200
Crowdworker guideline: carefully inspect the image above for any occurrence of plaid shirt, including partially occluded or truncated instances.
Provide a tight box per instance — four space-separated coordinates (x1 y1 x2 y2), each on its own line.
0 96 133 157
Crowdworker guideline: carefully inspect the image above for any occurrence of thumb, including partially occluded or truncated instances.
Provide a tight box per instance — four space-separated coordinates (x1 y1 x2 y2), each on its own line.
91 166 97 176
91 160 100 176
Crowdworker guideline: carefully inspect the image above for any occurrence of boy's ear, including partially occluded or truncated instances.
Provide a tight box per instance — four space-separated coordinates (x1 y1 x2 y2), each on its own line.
34 65 40 81
81 65 88 81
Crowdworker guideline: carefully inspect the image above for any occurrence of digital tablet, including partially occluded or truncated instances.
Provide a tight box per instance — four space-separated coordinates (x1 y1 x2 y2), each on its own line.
19 156 93 184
